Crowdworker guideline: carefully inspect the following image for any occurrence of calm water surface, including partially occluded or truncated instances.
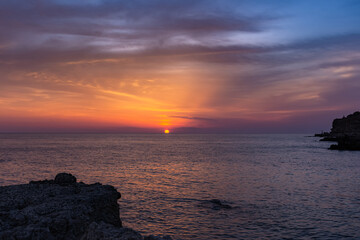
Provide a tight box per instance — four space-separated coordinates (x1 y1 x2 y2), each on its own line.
0 134 360 239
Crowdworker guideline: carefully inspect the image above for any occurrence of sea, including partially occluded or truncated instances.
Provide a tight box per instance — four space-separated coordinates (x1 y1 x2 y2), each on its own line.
0 133 360 239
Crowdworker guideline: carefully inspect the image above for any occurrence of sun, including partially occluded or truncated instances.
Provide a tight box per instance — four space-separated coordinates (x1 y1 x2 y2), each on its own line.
164 129 170 134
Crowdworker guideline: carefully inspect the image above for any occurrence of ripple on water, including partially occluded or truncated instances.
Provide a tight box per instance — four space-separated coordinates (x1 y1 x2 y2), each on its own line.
1 134 360 239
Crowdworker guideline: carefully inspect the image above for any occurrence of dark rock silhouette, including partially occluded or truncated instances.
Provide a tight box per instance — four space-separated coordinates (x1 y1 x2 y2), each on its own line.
198 199 233 210
81 222 142 240
0 173 172 240
317 111 360 150
330 111 360 137
55 172 77 185
144 235 173 240
329 136 360 150
314 131 330 137
209 199 232 210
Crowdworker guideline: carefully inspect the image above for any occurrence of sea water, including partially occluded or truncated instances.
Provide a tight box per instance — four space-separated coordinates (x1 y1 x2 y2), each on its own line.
0 134 360 239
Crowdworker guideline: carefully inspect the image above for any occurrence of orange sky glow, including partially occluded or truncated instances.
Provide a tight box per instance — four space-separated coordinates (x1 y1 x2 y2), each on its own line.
0 1 359 133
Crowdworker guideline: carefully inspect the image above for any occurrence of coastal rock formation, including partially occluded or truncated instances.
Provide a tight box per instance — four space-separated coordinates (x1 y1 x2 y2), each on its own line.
0 173 172 240
318 111 360 150
209 199 232 210
198 199 233 211
331 111 360 137
81 222 142 240
329 136 360 150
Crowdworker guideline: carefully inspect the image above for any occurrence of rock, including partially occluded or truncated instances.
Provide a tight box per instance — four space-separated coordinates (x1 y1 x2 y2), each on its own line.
81 222 143 240
329 136 360 150
209 199 222 205
319 111 360 150
314 131 330 137
0 176 122 239
209 199 232 210
144 235 173 240
331 111 360 137
55 172 77 185
319 137 337 142
198 199 233 210
0 173 171 240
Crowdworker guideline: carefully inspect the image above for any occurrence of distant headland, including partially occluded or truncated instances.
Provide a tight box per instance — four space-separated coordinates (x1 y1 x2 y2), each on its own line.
315 111 360 150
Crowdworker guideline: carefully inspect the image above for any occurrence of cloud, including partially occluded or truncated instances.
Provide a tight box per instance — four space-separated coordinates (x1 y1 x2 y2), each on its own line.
170 115 215 121
0 0 268 49
0 0 360 132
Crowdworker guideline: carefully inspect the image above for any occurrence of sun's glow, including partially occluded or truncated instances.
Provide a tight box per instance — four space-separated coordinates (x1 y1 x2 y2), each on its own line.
164 129 170 134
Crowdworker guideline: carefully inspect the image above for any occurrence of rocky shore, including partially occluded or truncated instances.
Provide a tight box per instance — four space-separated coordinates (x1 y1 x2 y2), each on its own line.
0 173 172 240
316 111 360 150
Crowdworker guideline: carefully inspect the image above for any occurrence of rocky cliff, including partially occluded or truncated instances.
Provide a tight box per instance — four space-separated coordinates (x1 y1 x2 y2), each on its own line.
331 111 360 138
320 111 360 150
0 173 171 240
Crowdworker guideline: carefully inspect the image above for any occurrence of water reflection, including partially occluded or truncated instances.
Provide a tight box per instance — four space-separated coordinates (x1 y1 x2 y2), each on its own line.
0 134 360 239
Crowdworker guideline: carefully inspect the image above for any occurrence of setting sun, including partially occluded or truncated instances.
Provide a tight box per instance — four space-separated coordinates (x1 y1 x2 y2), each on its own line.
164 129 170 134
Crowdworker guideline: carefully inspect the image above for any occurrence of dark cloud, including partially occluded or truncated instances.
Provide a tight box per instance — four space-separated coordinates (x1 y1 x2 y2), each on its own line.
170 115 215 121
0 0 271 69
0 0 267 44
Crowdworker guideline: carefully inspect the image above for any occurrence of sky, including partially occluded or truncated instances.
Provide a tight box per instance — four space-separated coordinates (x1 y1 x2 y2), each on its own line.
0 0 360 133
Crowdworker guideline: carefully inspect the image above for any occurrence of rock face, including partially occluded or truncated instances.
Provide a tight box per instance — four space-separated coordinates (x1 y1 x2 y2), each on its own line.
54 173 77 185
81 222 142 240
320 111 360 150
331 111 360 138
0 173 171 240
